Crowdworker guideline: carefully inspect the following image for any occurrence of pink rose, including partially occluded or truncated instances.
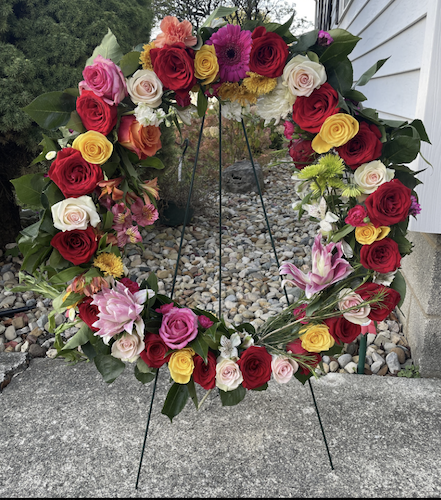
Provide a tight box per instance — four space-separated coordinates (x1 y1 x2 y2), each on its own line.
159 307 198 349
271 355 298 383
198 315 214 329
80 55 128 106
337 288 371 325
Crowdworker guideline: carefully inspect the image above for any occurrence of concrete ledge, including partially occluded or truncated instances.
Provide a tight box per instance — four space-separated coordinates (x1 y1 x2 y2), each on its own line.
0 352 29 391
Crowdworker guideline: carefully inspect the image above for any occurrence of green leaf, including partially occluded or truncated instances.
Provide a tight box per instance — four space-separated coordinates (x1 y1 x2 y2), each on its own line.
135 366 157 384
219 385 246 406
235 322 256 335
343 88 367 102
188 335 209 364
382 127 421 165
31 135 58 166
136 357 153 374
197 88 208 118
136 157 166 170
11 173 47 208
94 354 125 383
119 51 141 77
353 58 389 87
202 6 237 28
290 29 319 54
251 382 268 391
85 28 124 66
22 91 76 130
306 50 319 63
161 383 189 422
61 323 94 351
65 110 86 133
294 370 313 385
47 248 70 270
50 266 87 285
320 29 361 64
187 377 199 410
408 119 431 144
201 322 222 350
330 224 355 243
325 57 353 93
101 161 119 178
42 181 64 208
391 270 406 308
146 272 158 294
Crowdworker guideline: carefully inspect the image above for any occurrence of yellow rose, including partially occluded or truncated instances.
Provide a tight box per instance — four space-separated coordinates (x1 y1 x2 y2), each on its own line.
355 223 391 244
312 113 359 154
300 324 335 353
168 347 195 384
194 45 219 85
72 130 113 165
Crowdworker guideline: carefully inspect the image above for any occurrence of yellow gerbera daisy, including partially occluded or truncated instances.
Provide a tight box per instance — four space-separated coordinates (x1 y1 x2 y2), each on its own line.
242 72 277 96
218 82 257 106
93 253 124 278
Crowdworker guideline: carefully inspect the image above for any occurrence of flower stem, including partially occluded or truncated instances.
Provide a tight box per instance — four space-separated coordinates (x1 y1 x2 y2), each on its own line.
197 389 212 410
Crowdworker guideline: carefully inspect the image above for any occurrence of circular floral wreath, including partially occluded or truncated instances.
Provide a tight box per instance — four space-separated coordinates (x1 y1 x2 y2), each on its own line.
14 6 429 420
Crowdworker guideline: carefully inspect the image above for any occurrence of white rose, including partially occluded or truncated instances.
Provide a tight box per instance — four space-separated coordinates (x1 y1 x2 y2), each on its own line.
353 160 395 194
111 331 145 363
271 355 298 384
256 77 296 126
51 196 100 231
215 356 243 392
338 288 371 325
126 69 163 107
282 55 327 97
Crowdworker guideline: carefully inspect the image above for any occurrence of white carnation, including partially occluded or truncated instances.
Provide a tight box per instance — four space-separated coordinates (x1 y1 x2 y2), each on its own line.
255 78 296 126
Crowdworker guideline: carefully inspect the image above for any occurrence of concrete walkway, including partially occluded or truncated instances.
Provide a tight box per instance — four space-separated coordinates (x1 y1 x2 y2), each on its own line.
1 355 441 498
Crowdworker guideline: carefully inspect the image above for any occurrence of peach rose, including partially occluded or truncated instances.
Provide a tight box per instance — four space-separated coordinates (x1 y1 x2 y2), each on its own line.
118 115 162 160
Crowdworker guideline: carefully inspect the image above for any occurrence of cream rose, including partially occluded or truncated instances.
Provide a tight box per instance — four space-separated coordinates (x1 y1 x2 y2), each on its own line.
215 356 243 392
126 69 163 107
51 196 100 231
282 55 327 97
353 160 395 194
338 288 371 325
111 331 145 363
271 355 298 383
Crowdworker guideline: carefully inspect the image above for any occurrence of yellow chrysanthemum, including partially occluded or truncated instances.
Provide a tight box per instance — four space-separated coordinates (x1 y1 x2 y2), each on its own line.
140 42 155 70
93 253 124 278
218 82 257 106
243 72 277 96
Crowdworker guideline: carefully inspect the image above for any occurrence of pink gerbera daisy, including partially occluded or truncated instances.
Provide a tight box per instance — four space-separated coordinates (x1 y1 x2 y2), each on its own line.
208 24 252 82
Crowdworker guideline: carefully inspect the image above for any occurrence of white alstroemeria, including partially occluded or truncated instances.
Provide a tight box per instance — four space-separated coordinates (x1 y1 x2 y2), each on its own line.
239 333 254 349
320 211 339 233
341 239 354 259
219 333 241 359
303 197 338 233
372 270 397 286
175 105 197 126
134 104 167 127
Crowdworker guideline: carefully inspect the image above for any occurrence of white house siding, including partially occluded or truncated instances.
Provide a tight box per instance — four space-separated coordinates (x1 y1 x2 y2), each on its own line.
328 0 440 233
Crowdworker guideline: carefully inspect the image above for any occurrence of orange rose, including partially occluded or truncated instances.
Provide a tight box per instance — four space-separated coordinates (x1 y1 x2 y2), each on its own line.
118 115 161 160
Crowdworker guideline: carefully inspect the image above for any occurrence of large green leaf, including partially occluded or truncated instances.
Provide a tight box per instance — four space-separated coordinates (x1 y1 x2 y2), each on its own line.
85 28 124 66
391 270 407 308
408 119 431 144
119 51 141 77
219 385 246 406
22 91 76 130
136 157 166 170
61 323 94 351
50 266 88 285
353 58 389 88
11 173 47 207
65 110 86 134
202 6 237 28
382 127 421 165
290 29 319 54
94 354 125 383
188 335 209 364
187 377 199 410
320 29 361 64
201 322 222 350
197 88 208 117
161 383 189 422
325 57 353 94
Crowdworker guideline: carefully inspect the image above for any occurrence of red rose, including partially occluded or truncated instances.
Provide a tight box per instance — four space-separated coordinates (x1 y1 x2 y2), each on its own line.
360 238 402 273
118 115 162 160
48 148 104 198
51 226 98 265
291 83 340 133
76 90 117 136
140 332 171 368
356 282 401 322
192 351 216 390
365 179 412 227
285 338 321 375
345 205 369 227
249 27 289 78
78 296 99 332
120 278 140 294
336 121 383 170
150 43 196 102
289 139 317 169
237 345 272 390
324 316 360 345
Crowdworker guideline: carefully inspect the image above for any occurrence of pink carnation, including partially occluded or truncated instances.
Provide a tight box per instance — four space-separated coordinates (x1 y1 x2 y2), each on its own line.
345 205 369 227
154 16 197 49
159 307 198 349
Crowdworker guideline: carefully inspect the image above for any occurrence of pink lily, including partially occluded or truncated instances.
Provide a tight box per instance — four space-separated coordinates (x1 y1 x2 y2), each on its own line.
279 233 353 298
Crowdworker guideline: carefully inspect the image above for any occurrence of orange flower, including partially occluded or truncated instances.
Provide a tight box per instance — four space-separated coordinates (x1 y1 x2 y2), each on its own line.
98 177 124 202
118 115 162 160
141 178 160 202
65 273 110 297
154 16 197 48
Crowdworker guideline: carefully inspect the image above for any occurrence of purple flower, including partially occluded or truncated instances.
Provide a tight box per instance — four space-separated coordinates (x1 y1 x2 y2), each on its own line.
91 281 147 343
279 234 353 299
409 195 421 217
207 24 252 82
317 30 333 46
